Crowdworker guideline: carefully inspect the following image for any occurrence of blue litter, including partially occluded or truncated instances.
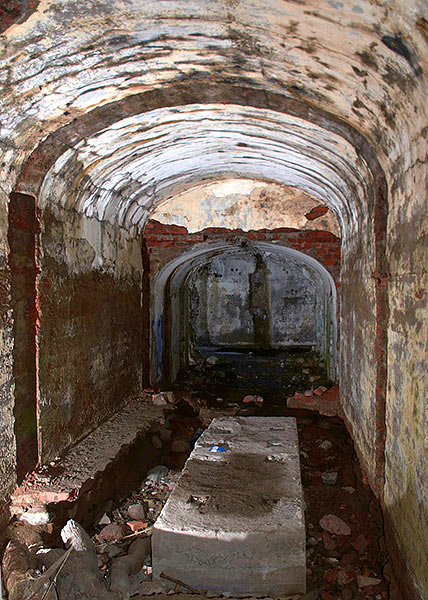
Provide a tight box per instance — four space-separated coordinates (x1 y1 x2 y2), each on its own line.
209 445 227 453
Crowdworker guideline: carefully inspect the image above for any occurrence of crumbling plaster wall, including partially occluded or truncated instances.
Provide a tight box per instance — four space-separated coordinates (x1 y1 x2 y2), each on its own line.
0 0 426 596
145 223 340 384
383 136 428 598
187 248 326 351
37 203 143 462
151 180 340 236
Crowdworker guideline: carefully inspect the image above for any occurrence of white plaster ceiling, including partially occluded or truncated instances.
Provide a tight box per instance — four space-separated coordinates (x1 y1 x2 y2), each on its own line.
0 0 426 199
39 103 372 240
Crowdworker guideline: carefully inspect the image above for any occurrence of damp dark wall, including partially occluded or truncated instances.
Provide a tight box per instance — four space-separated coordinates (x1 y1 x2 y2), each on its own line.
37 206 143 462
0 232 16 526
188 249 321 350
8 193 39 482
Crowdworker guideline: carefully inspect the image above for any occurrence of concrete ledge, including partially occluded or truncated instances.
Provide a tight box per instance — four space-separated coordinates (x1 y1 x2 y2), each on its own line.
10 394 165 530
152 417 306 597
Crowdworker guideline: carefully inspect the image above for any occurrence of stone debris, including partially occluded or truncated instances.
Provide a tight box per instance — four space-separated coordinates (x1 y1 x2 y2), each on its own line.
314 386 328 396
98 512 111 525
146 465 169 483
128 503 146 520
357 574 381 587
96 522 128 543
4 395 390 600
287 385 340 417
127 520 149 532
319 514 351 536
206 355 220 366
18 507 51 526
152 434 163 448
242 394 264 405
352 533 369 553
318 440 333 451
321 471 338 485
152 393 169 406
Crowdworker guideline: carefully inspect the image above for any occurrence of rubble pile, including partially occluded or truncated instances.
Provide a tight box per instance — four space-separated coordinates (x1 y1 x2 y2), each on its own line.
92 465 180 597
1 383 395 600
297 415 391 599
173 349 332 408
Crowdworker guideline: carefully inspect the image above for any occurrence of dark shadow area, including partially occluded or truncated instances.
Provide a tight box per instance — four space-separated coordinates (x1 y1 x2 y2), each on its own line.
8 192 39 482
174 347 332 411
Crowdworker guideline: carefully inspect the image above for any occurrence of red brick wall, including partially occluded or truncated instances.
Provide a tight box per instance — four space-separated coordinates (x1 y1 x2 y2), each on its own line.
143 220 341 286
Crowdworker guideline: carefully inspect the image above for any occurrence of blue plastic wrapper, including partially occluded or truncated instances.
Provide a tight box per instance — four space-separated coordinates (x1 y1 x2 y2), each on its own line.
209 445 227 453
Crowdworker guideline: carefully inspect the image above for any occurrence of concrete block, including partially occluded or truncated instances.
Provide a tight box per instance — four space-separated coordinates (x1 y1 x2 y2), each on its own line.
152 417 306 597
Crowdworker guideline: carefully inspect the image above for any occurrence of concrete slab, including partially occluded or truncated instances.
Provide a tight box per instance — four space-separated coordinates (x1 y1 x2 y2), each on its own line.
152 417 306 597
11 394 165 530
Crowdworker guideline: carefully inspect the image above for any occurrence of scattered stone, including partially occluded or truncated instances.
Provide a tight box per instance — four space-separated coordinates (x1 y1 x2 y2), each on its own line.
357 575 381 587
152 434 163 449
322 471 338 485
327 558 339 565
307 537 318 546
146 465 169 483
216 397 224 403
243 395 264 405
152 393 168 406
343 486 355 494
319 514 351 536
98 513 111 525
341 551 359 566
314 386 328 396
127 520 148 532
165 391 176 403
318 440 333 451
128 503 146 520
206 356 220 365
97 523 127 543
19 507 51 526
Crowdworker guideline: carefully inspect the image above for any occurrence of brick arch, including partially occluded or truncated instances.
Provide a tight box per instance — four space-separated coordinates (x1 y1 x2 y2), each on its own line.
151 240 338 386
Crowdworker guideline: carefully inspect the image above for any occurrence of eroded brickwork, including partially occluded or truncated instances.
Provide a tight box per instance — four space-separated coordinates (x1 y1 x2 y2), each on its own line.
144 221 341 285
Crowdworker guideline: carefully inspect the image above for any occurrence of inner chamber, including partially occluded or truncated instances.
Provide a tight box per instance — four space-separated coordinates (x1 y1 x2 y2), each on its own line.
146 178 340 405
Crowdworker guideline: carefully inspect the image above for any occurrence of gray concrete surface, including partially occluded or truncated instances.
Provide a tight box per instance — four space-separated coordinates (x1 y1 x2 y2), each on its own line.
152 417 306 597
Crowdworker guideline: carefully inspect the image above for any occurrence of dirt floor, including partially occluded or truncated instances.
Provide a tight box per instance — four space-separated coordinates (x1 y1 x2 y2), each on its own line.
99 351 394 600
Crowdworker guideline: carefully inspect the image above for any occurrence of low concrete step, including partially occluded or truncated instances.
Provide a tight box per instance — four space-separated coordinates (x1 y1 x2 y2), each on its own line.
152 416 306 597
11 394 166 530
